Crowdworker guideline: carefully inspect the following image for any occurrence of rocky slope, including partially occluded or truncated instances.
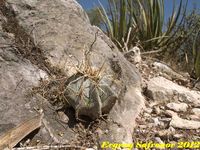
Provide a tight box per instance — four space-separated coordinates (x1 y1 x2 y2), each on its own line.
0 0 200 149
133 60 200 149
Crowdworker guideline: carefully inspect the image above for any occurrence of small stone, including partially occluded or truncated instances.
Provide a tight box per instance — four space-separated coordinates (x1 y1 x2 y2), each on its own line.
105 129 109 134
191 108 200 117
166 102 188 112
126 46 142 65
173 134 184 139
95 128 103 136
170 114 200 129
165 110 177 117
143 112 151 118
57 111 69 124
189 115 200 121
157 130 169 137
152 117 160 126
160 121 165 127
193 136 200 140
139 125 147 129
144 107 153 113
155 137 164 144
146 77 200 106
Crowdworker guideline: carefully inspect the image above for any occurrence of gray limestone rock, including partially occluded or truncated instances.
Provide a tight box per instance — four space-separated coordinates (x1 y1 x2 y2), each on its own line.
0 12 77 145
166 102 188 112
170 113 200 130
147 77 200 107
0 0 144 145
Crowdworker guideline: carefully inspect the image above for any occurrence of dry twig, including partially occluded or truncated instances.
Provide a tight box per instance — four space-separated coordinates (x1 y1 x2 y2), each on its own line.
0 114 43 149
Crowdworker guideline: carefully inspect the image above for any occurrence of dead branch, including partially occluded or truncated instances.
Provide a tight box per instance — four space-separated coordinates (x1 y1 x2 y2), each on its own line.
0 114 43 149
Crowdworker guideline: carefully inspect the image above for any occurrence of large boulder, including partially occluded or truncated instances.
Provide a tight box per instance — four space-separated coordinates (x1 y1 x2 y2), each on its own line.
0 12 76 147
0 0 144 145
0 12 42 134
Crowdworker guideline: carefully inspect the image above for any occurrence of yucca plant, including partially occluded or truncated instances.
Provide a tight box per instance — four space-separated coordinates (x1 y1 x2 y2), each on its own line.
193 29 200 78
86 7 104 27
98 0 133 51
98 0 188 52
